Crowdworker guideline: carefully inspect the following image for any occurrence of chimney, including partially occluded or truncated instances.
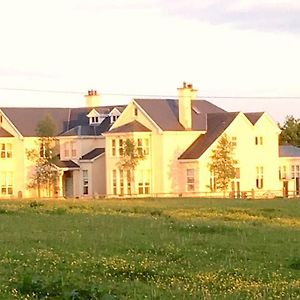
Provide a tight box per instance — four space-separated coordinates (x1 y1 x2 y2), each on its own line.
178 82 198 129
85 90 101 107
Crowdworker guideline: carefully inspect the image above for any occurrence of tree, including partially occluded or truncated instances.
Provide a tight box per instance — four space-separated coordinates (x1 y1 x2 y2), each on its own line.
208 134 236 197
117 139 144 195
280 115 300 147
26 114 59 198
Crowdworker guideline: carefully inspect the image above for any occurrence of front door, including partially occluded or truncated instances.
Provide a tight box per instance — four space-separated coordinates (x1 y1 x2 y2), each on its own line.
63 171 73 198
283 181 288 198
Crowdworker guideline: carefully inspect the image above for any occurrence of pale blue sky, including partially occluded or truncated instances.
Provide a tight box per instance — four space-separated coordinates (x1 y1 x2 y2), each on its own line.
0 0 299 123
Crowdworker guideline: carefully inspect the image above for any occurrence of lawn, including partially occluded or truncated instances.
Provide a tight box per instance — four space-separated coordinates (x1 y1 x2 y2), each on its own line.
0 198 299 299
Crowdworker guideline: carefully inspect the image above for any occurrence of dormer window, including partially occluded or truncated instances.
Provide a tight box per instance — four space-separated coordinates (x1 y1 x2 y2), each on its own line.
109 107 121 124
91 116 99 123
87 109 102 125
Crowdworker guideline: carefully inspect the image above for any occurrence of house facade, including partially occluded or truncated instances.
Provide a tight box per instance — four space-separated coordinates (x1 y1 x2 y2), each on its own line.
104 83 285 198
0 90 124 199
0 84 299 199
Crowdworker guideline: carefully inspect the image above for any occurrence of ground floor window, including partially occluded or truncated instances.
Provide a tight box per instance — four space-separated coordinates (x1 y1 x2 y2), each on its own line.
0 171 13 195
186 169 195 192
138 170 150 195
210 172 216 192
82 170 88 195
256 166 264 189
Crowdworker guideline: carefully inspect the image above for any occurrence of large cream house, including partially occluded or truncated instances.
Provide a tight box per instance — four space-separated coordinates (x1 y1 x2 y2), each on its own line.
104 83 298 198
0 91 125 198
0 84 299 199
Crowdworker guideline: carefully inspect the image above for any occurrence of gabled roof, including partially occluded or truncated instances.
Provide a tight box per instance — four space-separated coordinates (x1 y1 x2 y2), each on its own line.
0 105 126 137
0 127 14 137
108 120 151 134
244 112 264 125
279 145 300 158
134 99 225 131
179 112 239 160
54 160 80 169
80 148 105 160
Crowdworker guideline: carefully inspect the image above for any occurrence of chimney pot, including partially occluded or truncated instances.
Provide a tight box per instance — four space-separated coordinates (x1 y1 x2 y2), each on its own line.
183 82 186 88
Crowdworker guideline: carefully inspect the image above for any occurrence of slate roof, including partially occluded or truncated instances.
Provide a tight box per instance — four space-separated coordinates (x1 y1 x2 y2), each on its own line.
0 127 14 137
54 160 80 169
108 120 151 133
245 112 264 125
179 112 239 159
0 105 126 137
279 145 300 157
134 99 225 131
80 148 105 160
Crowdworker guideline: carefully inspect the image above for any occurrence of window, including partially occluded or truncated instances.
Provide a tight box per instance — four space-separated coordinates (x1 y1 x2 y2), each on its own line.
64 142 70 157
186 169 195 192
138 170 150 194
256 166 264 189
127 170 131 195
112 169 117 195
279 166 287 180
0 115 2 123
111 139 116 156
291 165 300 179
137 138 143 156
70 141 76 157
134 108 138 116
255 136 263 145
210 172 216 191
231 136 237 148
136 138 150 156
91 116 99 123
0 143 12 158
1 172 13 195
111 115 118 122
83 170 88 195
119 139 124 156
144 138 149 155
119 170 124 196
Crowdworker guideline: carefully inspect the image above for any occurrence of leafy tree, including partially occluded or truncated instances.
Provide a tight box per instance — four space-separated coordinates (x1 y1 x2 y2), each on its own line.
280 115 300 147
27 114 59 198
117 139 144 194
208 134 236 197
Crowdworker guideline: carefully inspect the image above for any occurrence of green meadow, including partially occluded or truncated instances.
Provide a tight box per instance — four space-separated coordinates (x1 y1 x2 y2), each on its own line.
0 198 299 299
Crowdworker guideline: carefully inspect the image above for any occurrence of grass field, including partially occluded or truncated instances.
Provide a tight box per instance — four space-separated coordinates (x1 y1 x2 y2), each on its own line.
0 198 299 299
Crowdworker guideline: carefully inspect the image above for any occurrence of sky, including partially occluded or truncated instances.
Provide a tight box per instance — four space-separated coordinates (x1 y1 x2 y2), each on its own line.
0 0 300 124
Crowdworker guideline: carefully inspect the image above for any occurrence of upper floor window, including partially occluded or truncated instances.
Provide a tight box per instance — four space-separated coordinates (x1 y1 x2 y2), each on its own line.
91 116 99 123
0 143 12 158
255 136 263 145
0 115 3 123
137 138 149 156
186 169 195 192
111 139 116 156
291 165 300 179
64 142 70 158
119 139 124 156
231 136 237 148
134 108 138 116
70 141 76 157
111 115 119 123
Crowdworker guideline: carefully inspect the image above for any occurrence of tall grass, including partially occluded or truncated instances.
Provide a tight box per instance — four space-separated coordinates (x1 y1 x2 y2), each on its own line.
0 198 299 299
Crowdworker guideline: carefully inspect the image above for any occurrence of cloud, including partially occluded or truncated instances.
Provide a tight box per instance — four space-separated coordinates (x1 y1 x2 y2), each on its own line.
161 0 300 33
